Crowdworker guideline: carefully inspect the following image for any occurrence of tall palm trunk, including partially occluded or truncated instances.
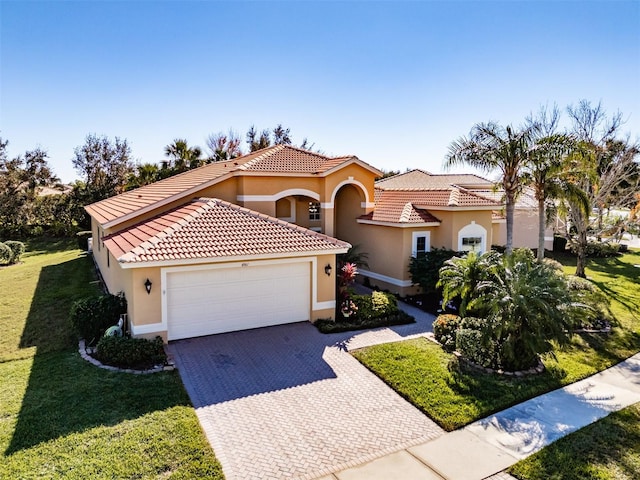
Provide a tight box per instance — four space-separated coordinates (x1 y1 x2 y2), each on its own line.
505 191 516 255
571 206 588 278
537 195 546 262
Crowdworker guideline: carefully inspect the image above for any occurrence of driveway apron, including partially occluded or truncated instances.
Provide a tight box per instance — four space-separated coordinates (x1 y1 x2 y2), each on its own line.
168 314 442 480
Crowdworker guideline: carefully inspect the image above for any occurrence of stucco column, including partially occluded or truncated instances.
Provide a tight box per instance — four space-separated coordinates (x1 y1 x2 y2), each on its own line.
322 205 334 237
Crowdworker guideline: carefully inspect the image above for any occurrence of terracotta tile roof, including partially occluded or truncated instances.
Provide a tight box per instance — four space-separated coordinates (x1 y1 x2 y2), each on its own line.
472 188 539 208
86 145 379 226
85 159 251 225
370 188 500 217
239 145 362 173
103 198 350 264
376 169 493 190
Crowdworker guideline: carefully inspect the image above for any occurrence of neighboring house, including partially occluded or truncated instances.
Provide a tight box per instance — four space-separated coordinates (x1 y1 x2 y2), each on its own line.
86 147 543 341
86 145 380 341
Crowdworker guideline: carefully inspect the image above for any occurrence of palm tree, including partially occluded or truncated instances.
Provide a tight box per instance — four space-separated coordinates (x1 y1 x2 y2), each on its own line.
164 139 202 173
445 122 537 254
525 133 590 261
437 250 501 317
476 249 579 370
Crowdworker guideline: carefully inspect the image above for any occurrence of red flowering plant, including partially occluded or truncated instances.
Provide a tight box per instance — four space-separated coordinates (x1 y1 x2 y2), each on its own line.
338 262 358 319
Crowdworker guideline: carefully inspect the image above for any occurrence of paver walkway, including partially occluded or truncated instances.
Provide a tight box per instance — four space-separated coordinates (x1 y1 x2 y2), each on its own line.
168 305 441 480
322 352 640 480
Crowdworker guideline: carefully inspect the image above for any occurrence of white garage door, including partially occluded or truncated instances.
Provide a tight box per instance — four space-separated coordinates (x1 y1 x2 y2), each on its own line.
166 261 310 340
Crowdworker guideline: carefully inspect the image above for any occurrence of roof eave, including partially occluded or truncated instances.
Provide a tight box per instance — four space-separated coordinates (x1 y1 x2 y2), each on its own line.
117 247 352 269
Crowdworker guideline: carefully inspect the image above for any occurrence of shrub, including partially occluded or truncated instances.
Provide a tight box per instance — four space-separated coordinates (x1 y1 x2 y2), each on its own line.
569 241 620 257
76 231 92 251
542 257 564 271
553 235 568 252
353 292 398 320
456 328 498 369
409 248 461 296
70 293 127 346
95 335 166 369
433 314 461 352
0 242 12 265
314 310 414 333
4 240 25 264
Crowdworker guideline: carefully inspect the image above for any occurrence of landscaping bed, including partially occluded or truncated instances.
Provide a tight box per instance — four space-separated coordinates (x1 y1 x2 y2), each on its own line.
353 249 640 434
314 311 414 333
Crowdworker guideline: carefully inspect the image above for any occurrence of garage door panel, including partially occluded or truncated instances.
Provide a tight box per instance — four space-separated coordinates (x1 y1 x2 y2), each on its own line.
166 262 311 340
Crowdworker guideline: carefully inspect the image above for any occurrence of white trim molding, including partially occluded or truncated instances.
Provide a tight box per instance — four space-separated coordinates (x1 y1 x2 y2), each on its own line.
457 221 487 253
358 269 413 288
327 179 371 208
411 231 431 257
358 219 440 228
130 322 165 336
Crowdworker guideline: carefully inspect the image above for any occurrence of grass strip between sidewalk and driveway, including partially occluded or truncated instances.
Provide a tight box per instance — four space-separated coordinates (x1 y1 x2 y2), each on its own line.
0 238 223 479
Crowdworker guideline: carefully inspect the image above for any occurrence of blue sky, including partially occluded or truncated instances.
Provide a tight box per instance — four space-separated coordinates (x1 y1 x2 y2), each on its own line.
1 0 639 183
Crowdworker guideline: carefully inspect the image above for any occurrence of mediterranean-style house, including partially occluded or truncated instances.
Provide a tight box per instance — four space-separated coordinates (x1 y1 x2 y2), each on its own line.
86 145 546 342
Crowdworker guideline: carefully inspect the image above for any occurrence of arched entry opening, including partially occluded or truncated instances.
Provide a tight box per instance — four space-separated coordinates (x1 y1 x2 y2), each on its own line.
276 195 323 232
333 184 366 243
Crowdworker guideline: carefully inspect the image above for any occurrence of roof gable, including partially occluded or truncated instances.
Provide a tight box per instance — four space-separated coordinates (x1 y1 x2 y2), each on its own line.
103 198 350 265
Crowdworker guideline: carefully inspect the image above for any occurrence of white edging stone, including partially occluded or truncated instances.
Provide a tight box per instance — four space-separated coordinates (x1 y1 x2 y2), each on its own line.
78 339 174 374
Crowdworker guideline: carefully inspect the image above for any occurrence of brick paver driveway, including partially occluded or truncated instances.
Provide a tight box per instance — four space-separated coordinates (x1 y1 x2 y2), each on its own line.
168 310 444 480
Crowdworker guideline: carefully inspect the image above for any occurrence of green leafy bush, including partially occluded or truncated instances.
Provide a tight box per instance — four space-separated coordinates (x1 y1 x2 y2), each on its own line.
4 240 25 264
76 231 92 251
456 328 498 369
433 314 461 352
353 292 398 320
95 335 166 369
409 247 461 296
569 241 620 257
314 310 414 333
70 293 127 346
0 242 12 265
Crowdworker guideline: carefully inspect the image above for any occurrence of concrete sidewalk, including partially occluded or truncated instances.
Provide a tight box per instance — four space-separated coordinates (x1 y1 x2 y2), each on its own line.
319 352 640 480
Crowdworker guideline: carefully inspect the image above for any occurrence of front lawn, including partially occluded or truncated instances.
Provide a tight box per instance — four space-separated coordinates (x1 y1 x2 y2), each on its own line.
353 249 640 432
0 238 223 479
508 402 640 480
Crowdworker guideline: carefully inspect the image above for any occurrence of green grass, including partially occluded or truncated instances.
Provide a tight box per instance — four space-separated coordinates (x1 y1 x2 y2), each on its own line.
0 238 223 479
353 249 640 432
508 403 640 480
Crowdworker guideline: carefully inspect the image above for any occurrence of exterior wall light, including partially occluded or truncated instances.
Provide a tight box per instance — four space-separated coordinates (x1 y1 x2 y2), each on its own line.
144 278 152 295
324 264 332 276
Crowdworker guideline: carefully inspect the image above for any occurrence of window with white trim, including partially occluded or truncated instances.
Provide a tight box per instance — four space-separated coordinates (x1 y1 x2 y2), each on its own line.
412 231 431 257
309 202 321 221
457 221 487 253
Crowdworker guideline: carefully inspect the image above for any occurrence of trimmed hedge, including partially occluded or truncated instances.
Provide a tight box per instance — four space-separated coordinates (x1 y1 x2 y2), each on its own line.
0 242 12 265
314 311 414 334
352 291 399 320
569 241 620 257
95 335 166 370
4 240 25 264
70 293 127 346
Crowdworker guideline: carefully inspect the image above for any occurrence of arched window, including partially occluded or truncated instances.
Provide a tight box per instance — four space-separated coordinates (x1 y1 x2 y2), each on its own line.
458 221 487 253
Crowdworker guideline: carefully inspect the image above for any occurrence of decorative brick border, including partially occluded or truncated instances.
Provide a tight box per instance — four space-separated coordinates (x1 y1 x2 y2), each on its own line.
78 339 176 374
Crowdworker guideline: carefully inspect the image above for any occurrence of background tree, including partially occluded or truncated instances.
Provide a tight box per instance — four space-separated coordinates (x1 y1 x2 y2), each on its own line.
565 100 639 277
445 122 537 254
0 138 28 235
206 130 243 162
272 124 292 145
246 126 272 152
72 134 133 226
525 105 588 261
126 163 160 190
163 138 203 173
